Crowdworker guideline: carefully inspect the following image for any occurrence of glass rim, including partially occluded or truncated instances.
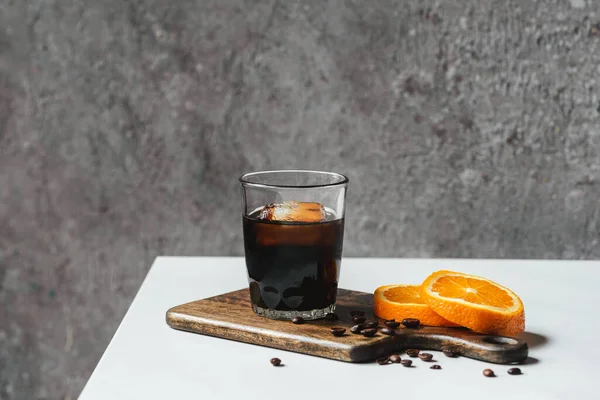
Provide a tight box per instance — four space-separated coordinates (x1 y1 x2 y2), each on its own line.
239 169 349 189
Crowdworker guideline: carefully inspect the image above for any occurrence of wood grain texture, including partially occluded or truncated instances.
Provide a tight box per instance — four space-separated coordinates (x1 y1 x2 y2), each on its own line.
166 288 528 364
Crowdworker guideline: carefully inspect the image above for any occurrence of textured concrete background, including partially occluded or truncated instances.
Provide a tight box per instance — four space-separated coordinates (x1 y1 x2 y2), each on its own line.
1 0 599 398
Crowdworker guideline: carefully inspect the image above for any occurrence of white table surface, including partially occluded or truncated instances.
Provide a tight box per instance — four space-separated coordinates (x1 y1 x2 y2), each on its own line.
80 257 598 400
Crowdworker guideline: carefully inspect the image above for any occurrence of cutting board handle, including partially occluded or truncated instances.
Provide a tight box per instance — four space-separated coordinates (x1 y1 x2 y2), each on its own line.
394 326 528 364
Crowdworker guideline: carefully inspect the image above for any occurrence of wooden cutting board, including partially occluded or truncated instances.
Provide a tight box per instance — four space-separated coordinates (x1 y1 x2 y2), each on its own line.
166 288 528 364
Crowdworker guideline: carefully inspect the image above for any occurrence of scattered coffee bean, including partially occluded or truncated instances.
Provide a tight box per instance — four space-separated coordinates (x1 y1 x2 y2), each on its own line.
380 327 395 336
352 316 366 324
389 354 402 363
292 317 305 325
507 368 522 375
384 319 401 329
483 369 495 377
402 318 420 328
400 359 413 367
325 313 339 321
330 327 346 337
442 349 458 358
376 357 390 365
350 324 365 334
406 349 420 358
430 364 442 370
350 310 365 317
418 353 433 362
364 320 378 329
270 358 281 366
361 328 378 337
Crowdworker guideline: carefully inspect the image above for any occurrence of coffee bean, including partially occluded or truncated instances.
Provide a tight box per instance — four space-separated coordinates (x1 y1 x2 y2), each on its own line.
507 368 522 375
406 349 420 358
330 327 346 337
360 328 378 337
389 354 402 363
350 324 365 334
364 320 378 329
430 364 441 370
380 327 395 336
325 313 339 321
483 369 495 377
442 349 458 358
418 353 433 362
376 357 390 365
352 316 366 324
292 317 305 324
384 319 401 329
402 318 420 328
400 359 413 367
350 310 365 317
270 358 281 366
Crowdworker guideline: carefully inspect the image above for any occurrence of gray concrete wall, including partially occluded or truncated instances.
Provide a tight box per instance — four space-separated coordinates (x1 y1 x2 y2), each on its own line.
1 0 599 398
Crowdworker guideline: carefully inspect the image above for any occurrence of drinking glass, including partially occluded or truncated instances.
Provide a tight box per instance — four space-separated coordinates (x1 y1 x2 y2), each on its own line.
239 170 348 320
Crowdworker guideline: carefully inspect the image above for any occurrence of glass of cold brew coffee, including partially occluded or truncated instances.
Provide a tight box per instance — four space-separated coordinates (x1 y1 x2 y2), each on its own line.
240 170 348 320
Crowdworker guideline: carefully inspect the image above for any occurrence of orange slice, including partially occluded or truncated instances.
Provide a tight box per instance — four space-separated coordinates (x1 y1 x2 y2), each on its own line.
373 284 459 327
420 270 525 336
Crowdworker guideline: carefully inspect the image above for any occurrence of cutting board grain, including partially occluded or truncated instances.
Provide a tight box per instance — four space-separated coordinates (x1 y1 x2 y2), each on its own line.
166 288 528 364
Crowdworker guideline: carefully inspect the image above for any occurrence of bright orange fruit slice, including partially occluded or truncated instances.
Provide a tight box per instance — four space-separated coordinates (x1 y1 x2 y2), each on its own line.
373 284 459 327
420 270 525 336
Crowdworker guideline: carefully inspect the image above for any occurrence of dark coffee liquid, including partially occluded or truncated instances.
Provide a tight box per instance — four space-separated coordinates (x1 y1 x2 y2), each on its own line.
243 211 344 311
